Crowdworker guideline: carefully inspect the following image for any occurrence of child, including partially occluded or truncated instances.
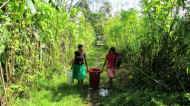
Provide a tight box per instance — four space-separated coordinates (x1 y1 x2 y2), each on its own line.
102 47 118 88
72 44 88 86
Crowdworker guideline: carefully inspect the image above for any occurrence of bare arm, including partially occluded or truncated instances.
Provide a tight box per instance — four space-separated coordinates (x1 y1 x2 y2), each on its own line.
102 59 107 72
84 54 89 71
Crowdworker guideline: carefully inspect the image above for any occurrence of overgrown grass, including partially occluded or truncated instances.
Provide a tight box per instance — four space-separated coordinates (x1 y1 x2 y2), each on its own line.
13 73 87 106
100 88 190 106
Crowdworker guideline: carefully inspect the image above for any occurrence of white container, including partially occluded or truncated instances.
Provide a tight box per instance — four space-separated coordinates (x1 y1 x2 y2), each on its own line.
99 88 109 97
67 71 73 85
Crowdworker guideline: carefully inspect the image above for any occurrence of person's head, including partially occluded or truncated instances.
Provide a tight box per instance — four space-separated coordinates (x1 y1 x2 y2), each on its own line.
109 47 116 54
78 44 84 52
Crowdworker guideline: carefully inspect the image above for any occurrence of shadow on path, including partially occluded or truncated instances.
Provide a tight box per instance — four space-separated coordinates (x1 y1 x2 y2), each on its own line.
40 81 102 106
49 83 88 102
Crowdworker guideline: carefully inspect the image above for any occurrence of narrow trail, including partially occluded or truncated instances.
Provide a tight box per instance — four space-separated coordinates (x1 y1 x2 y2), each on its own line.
86 47 107 106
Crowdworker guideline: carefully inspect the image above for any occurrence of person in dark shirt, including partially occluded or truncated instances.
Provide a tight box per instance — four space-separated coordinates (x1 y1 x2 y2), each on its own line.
72 44 88 86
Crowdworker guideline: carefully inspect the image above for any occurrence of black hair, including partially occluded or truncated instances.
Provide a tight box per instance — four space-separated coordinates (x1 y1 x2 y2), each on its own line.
78 44 83 49
109 47 116 53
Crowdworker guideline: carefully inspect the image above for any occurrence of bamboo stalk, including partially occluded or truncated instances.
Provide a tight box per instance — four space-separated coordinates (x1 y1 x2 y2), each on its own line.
5 59 9 83
0 63 8 106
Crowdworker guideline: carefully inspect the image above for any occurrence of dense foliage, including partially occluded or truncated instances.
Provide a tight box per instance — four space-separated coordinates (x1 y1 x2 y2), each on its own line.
104 0 190 91
0 0 95 103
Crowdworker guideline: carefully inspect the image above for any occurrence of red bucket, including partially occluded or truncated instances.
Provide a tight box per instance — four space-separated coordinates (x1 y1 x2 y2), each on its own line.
88 68 101 89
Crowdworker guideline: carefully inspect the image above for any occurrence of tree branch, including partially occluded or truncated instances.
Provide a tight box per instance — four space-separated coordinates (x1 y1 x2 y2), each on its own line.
0 0 9 9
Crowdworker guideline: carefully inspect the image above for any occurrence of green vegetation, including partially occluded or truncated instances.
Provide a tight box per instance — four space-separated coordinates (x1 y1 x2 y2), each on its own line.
0 0 190 106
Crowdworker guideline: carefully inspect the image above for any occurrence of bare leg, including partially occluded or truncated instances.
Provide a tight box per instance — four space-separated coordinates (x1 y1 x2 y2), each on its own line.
109 78 113 89
78 80 83 87
78 80 80 86
81 80 83 86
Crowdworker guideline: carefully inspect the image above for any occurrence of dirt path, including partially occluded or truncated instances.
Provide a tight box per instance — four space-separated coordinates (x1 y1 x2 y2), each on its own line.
85 48 105 106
